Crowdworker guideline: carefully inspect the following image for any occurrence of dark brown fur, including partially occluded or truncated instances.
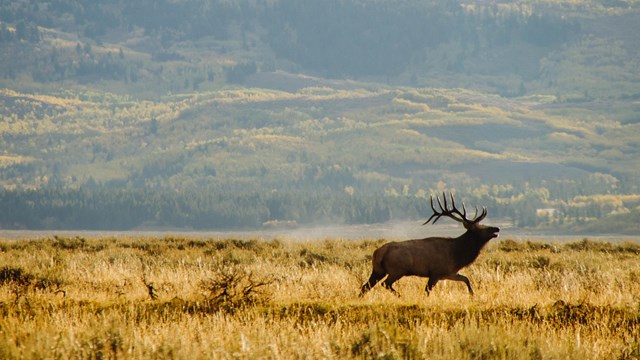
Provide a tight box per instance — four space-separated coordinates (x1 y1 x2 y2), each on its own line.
360 194 499 296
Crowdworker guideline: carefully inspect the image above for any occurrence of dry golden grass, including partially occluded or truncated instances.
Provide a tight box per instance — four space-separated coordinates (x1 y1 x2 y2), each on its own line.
0 236 639 359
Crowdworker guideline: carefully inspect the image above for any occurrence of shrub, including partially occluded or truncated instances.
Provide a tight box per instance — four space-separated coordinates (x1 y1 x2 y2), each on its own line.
199 265 273 312
0 266 34 287
52 236 87 250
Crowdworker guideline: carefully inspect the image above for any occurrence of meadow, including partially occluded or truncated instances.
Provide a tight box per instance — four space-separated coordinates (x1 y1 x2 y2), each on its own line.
0 235 639 359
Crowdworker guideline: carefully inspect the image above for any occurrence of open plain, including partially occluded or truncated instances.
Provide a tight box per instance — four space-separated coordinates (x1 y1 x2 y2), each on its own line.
0 235 639 359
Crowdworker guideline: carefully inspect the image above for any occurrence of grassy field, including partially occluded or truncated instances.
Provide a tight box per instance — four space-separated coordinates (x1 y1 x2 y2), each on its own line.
0 235 639 359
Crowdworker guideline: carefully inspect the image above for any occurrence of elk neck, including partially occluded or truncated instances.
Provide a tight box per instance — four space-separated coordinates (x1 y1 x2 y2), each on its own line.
452 230 492 268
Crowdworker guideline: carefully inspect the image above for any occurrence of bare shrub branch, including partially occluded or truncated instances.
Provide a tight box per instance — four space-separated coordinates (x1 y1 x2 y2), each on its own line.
199 265 273 312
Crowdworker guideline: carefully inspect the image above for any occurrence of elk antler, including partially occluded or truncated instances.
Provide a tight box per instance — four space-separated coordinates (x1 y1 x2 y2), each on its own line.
423 192 487 226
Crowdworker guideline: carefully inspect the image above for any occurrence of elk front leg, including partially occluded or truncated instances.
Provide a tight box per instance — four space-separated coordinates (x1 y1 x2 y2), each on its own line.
443 274 474 295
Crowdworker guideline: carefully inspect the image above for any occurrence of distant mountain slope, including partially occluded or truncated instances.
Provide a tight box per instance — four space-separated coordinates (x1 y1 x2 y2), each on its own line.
2 83 638 187
1 1 639 99
1 85 638 228
1 1 639 231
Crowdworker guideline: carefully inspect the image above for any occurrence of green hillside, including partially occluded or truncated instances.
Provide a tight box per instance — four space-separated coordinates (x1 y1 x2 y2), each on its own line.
1 1 639 232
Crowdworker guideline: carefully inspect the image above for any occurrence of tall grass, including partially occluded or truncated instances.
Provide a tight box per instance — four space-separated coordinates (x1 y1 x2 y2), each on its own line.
0 236 638 359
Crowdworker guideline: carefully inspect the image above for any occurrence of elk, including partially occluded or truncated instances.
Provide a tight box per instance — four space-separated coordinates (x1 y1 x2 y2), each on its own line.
360 193 499 296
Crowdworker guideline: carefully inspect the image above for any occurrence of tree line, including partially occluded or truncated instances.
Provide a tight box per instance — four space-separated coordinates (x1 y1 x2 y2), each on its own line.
0 187 406 230
1 184 632 231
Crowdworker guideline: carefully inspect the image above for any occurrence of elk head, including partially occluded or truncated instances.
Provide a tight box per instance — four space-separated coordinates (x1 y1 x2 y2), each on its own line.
423 192 499 241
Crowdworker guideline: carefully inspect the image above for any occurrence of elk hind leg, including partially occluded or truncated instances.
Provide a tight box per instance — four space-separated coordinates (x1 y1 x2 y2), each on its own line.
360 271 386 296
382 273 402 296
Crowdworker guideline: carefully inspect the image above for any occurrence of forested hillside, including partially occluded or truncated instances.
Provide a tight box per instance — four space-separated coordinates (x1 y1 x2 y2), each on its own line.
1 0 639 232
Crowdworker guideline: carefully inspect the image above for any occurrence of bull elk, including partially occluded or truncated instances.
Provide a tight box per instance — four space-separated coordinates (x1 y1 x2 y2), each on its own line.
360 193 499 296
